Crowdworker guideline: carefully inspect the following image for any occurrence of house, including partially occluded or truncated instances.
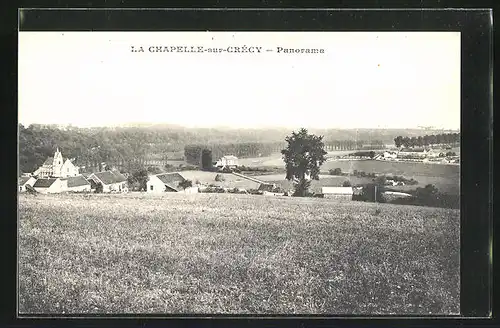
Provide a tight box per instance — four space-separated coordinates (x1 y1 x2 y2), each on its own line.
321 187 354 200
62 175 92 193
215 155 239 168
147 172 199 193
18 176 36 192
382 151 398 159
33 177 67 194
88 171 128 193
33 148 80 178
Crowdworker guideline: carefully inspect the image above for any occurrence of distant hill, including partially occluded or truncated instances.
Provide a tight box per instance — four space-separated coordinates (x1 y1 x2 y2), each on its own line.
19 123 459 174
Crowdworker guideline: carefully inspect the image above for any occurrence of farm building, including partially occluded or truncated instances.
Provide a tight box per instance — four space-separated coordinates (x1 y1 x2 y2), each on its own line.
382 151 398 159
33 177 68 194
147 172 199 193
18 176 37 192
32 148 80 178
62 175 92 192
88 171 128 193
215 155 239 168
321 187 354 200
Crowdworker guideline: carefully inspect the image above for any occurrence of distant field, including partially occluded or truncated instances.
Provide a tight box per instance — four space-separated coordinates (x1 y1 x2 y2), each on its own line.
253 173 459 196
241 153 459 195
177 171 261 190
19 193 459 315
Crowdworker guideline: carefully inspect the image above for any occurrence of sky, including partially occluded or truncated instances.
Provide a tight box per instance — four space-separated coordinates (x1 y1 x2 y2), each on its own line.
18 31 460 129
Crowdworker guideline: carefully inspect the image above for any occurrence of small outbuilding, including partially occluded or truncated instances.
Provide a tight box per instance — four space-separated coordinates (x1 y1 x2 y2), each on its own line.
88 171 128 193
33 177 67 194
63 175 92 192
147 172 198 193
18 176 37 192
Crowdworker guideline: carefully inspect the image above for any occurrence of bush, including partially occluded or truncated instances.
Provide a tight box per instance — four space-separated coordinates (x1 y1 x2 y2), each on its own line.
329 168 342 176
342 180 352 187
215 174 225 182
221 166 233 173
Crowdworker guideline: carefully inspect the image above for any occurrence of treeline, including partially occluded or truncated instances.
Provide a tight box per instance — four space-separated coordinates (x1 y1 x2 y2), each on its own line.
394 133 460 148
184 140 387 166
323 140 385 151
184 142 286 165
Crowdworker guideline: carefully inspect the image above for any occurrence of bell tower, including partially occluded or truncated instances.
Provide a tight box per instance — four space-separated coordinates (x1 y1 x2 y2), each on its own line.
53 147 64 177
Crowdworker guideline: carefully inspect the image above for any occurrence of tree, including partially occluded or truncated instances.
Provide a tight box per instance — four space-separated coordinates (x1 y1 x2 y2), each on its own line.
342 180 352 187
281 128 327 197
329 168 342 176
394 135 403 148
178 179 193 190
201 149 213 170
128 168 148 191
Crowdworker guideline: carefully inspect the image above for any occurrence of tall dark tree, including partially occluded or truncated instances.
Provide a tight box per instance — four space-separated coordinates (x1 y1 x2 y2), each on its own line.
394 136 403 148
201 148 213 170
281 128 327 197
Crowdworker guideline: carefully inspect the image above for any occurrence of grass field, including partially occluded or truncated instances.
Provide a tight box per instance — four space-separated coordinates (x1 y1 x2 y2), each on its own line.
19 193 459 315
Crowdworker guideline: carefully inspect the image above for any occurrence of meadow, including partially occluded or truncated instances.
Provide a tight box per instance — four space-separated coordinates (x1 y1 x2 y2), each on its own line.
19 193 459 315
240 153 460 195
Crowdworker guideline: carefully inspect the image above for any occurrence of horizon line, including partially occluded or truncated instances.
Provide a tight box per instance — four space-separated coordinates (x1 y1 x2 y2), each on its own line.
18 122 460 131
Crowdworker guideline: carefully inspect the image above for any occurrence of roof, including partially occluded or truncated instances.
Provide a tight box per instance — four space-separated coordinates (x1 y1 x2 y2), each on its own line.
112 171 127 182
155 173 186 191
19 176 32 185
33 178 58 188
66 175 91 188
91 171 127 185
321 187 353 195
43 157 54 165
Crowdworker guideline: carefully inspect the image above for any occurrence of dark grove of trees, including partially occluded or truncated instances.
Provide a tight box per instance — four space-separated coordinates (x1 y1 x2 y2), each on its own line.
201 149 213 170
394 133 460 148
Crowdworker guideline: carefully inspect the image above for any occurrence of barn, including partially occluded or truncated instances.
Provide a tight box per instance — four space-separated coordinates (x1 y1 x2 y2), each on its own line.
147 173 198 193
88 171 128 193
321 187 354 200
63 175 92 193
33 178 67 194
19 176 36 192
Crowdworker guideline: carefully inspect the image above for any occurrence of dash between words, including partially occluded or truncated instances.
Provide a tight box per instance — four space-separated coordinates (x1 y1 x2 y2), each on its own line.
131 45 325 54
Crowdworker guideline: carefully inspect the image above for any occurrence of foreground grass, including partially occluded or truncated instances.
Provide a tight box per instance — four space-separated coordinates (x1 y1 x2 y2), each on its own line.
18 193 459 315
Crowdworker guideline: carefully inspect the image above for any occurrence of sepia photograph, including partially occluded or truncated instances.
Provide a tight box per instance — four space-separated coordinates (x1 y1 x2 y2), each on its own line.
18 31 460 315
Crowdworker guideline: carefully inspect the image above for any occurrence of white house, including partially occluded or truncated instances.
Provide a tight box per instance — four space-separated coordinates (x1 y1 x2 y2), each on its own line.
33 177 68 194
147 172 199 193
62 175 92 192
88 171 128 193
18 176 36 192
215 155 239 168
382 151 398 159
33 148 80 178
321 187 353 200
